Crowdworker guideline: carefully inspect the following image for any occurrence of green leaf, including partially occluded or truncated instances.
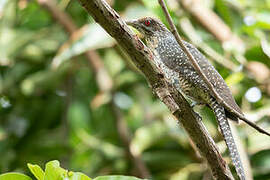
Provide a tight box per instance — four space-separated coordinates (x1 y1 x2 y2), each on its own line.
0 173 32 180
27 163 45 180
94 176 143 180
67 172 92 180
44 160 67 180
28 161 92 180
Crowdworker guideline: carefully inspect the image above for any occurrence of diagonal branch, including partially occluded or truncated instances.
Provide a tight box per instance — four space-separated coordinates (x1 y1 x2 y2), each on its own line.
178 17 237 71
77 0 234 179
158 0 270 137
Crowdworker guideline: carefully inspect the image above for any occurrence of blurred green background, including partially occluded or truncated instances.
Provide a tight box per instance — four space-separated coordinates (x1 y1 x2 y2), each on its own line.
0 0 270 179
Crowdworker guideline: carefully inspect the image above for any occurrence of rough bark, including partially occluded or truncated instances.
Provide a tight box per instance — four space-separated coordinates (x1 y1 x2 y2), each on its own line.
77 0 234 179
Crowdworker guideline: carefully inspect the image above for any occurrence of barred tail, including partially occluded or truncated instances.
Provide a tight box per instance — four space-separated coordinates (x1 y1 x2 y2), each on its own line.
210 99 246 180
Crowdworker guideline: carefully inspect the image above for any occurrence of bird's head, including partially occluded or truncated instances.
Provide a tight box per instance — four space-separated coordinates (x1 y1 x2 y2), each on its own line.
126 17 169 37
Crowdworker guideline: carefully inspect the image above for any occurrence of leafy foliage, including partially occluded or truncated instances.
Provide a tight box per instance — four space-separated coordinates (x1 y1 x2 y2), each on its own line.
0 0 270 179
0 160 141 180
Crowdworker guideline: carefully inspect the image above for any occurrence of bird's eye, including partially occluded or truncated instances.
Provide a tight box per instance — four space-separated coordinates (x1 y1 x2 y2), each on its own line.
144 20 151 26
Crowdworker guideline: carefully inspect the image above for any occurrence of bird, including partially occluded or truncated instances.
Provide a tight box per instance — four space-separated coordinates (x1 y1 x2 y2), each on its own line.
126 17 270 180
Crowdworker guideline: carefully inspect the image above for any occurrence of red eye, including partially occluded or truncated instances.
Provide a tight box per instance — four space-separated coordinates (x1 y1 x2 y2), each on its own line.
144 20 150 26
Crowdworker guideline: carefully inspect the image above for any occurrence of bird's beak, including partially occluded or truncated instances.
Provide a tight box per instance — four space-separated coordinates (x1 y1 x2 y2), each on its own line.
126 19 139 29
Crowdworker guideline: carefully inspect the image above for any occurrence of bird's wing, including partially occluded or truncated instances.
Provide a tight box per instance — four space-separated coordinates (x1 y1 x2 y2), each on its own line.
184 41 244 117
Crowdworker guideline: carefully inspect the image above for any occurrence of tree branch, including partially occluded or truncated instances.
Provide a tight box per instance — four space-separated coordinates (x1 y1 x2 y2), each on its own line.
158 0 270 137
77 0 234 179
158 0 230 114
178 17 237 71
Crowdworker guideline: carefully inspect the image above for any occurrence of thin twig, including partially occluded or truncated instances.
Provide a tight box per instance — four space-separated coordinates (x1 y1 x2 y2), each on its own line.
179 0 270 96
158 0 270 137
158 0 229 112
77 0 235 179
178 17 237 71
